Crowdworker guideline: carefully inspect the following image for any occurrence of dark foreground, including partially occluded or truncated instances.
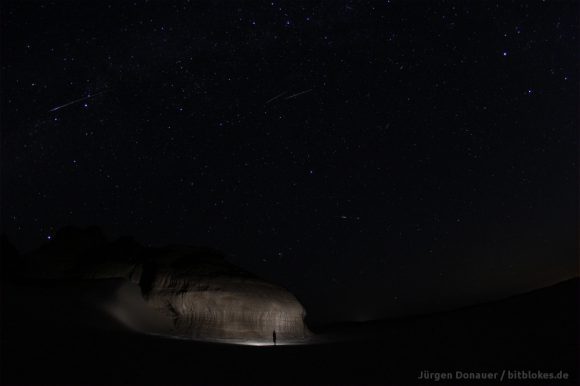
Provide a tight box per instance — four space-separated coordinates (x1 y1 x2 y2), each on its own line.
1 278 578 385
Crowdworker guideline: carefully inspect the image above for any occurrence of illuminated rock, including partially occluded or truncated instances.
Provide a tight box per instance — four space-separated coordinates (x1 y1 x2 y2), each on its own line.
144 265 309 341
139 247 311 341
24 229 311 342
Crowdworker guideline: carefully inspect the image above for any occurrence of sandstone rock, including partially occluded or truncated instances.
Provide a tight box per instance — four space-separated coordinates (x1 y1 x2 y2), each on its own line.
142 249 310 341
16 228 311 343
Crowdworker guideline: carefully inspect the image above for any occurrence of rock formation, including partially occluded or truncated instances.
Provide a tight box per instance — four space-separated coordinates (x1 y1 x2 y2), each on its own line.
16 227 311 343
142 248 310 340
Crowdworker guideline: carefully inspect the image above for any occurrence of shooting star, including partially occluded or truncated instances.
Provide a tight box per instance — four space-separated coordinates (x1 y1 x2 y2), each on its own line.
264 91 287 105
49 89 107 112
285 89 312 100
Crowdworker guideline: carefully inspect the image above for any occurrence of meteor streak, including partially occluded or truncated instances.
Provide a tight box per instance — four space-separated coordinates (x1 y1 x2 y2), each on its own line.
284 89 312 100
49 90 107 112
264 91 287 105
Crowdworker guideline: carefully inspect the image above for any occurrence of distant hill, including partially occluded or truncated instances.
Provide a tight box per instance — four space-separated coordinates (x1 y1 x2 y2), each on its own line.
313 277 579 338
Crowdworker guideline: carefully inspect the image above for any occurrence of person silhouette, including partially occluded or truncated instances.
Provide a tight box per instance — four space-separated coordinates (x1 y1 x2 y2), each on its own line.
272 330 277 346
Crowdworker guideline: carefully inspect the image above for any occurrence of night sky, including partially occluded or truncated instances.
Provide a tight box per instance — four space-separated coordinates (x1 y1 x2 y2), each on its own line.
1 1 577 322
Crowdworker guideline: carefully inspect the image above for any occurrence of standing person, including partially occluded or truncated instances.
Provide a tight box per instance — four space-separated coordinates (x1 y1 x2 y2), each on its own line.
272 330 277 346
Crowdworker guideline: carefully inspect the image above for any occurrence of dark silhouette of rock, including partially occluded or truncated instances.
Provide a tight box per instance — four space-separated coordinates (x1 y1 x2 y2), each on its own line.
1 234 26 282
29 226 108 278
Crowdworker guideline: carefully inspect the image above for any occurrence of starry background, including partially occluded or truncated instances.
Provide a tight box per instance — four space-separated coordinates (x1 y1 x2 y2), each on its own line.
1 0 577 322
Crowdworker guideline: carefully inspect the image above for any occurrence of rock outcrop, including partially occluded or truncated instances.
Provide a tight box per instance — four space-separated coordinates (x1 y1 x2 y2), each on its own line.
141 248 309 340
18 228 311 343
